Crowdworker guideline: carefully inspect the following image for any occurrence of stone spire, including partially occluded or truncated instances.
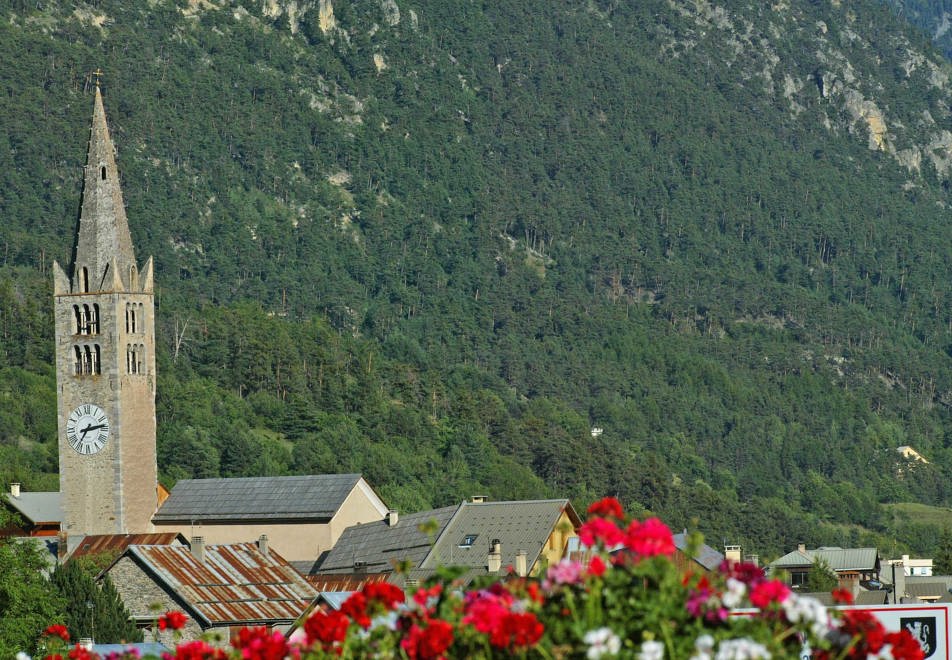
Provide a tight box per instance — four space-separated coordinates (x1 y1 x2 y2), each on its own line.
73 82 137 293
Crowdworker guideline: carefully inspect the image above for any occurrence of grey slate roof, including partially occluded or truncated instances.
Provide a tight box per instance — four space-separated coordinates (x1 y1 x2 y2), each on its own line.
421 499 579 574
672 532 725 571
799 591 889 606
317 505 458 574
153 474 364 522
4 491 62 523
770 547 879 572
904 581 949 600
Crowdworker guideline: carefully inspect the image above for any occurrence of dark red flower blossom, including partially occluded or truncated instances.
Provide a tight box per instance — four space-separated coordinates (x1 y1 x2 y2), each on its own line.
587 497 624 519
158 610 188 631
66 648 95 660
341 591 371 628
44 624 70 642
43 655 65 660
885 629 926 660
831 588 854 605
720 560 765 586
303 609 350 648
402 619 455 659
489 612 544 649
363 582 406 609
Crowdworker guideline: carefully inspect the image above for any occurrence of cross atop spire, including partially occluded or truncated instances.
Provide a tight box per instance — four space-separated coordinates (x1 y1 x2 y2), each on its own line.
91 68 104 89
72 83 137 293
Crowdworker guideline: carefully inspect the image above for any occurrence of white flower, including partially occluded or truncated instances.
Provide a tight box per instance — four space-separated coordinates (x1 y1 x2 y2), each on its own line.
584 627 622 659
714 638 771 660
16 653 31 660
722 578 747 609
867 644 896 660
690 634 715 660
637 639 665 660
781 593 831 638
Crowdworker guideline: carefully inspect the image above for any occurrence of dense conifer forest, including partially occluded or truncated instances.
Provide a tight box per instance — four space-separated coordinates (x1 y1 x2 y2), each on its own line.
5 0 952 559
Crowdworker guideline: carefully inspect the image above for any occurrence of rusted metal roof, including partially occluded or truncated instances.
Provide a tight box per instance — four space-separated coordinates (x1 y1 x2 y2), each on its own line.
71 533 185 560
128 542 317 626
305 573 390 592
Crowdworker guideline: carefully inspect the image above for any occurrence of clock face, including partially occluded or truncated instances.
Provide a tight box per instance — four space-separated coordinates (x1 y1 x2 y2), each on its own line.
66 403 110 455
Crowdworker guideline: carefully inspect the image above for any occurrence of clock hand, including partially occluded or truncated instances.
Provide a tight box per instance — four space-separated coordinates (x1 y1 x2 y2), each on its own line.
79 423 106 439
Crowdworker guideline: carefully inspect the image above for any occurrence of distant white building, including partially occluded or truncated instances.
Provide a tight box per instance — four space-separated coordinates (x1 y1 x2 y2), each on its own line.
888 554 933 577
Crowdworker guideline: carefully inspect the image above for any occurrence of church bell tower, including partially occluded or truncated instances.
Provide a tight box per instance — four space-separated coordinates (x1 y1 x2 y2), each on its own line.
53 79 157 536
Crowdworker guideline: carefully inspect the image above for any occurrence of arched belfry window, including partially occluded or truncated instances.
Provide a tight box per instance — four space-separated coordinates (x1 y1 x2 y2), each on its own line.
92 304 100 334
137 344 144 375
83 346 92 375
74 346 82 375
93 345 101 375
100 165 107 180
81 267 89 294
73 305 82 334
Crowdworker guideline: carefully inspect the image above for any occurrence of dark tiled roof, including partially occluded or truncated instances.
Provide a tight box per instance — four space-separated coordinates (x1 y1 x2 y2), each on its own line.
672 532 725 571
317 506 458 574
421 499 579 573
123 542 317 626
905 581 949 600
153 474 365 522
4 492 62 523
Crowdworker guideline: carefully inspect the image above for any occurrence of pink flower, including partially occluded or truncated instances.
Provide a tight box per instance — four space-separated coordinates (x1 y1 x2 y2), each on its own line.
544 559 584 589
749 579 791 609
624 518 675 558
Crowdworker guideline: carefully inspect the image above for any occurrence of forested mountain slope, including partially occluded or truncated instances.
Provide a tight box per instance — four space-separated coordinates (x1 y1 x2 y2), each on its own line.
4 0 952 558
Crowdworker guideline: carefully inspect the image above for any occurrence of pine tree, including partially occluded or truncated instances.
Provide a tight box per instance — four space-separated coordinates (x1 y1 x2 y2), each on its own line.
49 560 141 644
934 527 952 576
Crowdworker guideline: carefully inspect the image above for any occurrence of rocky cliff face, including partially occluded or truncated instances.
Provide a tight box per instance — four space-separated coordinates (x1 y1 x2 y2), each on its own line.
659 0 952 179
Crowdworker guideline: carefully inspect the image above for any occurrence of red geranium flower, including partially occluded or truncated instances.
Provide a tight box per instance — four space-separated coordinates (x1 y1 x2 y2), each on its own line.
44 624 70 642
831 587 854 605
749 579 791 609
587 554 607 577
341 591 371 628
587 497 624 519
402 619 455 659
161 640 227 660
624 517 676 558
578 517 625 548
303 609 350 648
232 626 290 660
158 610 188 631
67 647 95 660
489 612 544 649
363 581 406 609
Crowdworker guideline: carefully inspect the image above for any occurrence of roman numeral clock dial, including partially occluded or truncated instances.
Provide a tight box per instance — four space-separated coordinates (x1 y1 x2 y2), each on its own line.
66 403 110 455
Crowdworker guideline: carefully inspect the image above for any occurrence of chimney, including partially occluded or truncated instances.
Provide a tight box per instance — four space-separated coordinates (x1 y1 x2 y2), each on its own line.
471 495 488 504
724 545 741 564
10 482 20 498
487 539 502 573
257 534 269 557
191 536 205 563
387 509 399 526
744 554 760 567
515 550 528 577
797 543 806 553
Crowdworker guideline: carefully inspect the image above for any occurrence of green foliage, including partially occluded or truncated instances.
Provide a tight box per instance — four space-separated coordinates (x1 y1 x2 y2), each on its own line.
49 560 142 644
806 558 839 593
4 0 952 560
0 539 64 657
